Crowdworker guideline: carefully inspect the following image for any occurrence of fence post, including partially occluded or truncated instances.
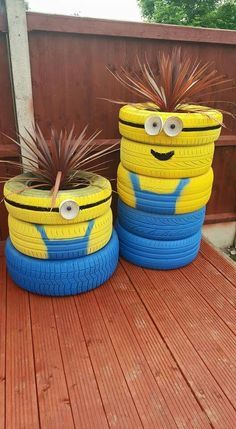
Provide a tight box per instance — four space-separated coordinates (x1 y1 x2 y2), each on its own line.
4 0 36 168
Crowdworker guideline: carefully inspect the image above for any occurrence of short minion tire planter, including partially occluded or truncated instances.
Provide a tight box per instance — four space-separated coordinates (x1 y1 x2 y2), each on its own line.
3 127 119 296
112 49 228 269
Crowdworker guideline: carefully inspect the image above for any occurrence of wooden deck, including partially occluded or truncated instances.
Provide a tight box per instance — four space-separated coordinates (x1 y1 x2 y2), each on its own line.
0 240 236 429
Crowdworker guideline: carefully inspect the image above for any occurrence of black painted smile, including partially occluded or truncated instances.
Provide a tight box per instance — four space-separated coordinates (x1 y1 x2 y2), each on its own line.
151 149 175 161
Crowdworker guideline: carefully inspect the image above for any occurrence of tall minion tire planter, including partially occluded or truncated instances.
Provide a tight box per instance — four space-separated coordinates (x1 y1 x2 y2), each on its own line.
3 127 119 295
111 48 230 269
116 105 221 269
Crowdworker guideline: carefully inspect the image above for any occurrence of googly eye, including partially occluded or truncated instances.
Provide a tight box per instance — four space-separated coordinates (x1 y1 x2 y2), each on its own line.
144 116 163 136
163 117 183 137
59 200 80 220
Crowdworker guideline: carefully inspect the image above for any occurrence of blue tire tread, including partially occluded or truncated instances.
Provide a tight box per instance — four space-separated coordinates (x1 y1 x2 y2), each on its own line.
116 222 201 270
6 231 119 296
118 199 205 240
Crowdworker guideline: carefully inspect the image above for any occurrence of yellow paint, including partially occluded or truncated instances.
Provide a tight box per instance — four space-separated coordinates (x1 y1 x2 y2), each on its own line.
119 104 222 146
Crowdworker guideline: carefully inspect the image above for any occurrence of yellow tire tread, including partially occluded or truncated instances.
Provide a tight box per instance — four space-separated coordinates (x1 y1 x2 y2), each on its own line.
9 209 113 259
117 163 213 214
119 104 222 146
121 137 214 178
4 171 111 224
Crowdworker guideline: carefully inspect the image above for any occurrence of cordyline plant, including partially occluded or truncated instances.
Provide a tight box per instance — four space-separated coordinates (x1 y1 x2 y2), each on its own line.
107 47 235 116
0 125 119 206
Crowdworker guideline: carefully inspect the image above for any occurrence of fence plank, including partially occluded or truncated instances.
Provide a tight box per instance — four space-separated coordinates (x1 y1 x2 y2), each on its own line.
27 13 236 45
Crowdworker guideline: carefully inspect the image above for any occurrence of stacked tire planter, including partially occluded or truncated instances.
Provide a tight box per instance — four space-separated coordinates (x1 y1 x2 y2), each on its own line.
4 171 119 295
116 104 222 269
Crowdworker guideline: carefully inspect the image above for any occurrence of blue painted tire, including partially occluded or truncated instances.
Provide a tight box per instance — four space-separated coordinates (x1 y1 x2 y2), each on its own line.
118 200 205 240
5 231 119 296
116 222 201 270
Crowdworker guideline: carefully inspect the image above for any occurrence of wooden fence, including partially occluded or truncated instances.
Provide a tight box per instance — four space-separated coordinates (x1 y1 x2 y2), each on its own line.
0 12 236 241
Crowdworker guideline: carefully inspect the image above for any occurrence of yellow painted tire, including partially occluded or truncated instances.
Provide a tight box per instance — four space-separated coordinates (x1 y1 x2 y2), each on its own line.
117 163 213 214
119 104 222 146
4 171 112 224
121 137 214 178
8 209 113 259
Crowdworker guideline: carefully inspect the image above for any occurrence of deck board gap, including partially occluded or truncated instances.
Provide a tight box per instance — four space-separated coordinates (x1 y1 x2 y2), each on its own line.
200 242 236 287
180 266 236 336
2 260 7 429
91 290 145 428
51 299 76 429
120 261 217 423
28 294 42 429
142 267 236 411
110 264 214 429
192 255 236 309
120 259 236 428
71 295 110 429
93 284 178 429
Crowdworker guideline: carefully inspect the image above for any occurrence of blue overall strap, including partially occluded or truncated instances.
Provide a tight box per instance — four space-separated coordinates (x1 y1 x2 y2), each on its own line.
35 219 95 259
129 171 190 215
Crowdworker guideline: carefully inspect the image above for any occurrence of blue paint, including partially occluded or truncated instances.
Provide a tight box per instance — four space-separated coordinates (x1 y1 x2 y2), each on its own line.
129 172 190 215
35 219 95 259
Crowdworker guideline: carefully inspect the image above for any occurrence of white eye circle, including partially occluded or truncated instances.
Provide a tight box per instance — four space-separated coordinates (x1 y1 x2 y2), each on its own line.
144 116 163 136
163 117 183 137
59 199 80 220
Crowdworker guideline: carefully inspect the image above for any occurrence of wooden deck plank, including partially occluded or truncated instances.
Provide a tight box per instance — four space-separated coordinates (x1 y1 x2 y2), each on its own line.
6 277 40 429
181 259 236 333
52 296 109 429
0 259 6 429
74 291 143 429
121 259 236 429
29 295 75 429
193 253 236 307
142 268 236 408
110 263 212 429
3 238 236 429
200 241 236 286
94 282 179 429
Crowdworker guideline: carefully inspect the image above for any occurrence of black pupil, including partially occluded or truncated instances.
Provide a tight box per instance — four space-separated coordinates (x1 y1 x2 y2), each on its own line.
153 122 157 127
67 206 72 211
170 124 176 129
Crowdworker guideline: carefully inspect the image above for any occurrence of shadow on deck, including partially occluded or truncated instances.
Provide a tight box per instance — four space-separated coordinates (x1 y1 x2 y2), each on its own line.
0 240 236 429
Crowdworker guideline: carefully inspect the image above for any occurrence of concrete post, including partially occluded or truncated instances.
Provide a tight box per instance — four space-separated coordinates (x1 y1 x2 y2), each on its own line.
4 0 36 168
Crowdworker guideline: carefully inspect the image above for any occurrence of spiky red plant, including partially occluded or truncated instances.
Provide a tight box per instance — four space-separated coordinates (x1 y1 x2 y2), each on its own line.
1 125 118 206
108 47 234 114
